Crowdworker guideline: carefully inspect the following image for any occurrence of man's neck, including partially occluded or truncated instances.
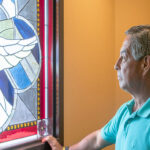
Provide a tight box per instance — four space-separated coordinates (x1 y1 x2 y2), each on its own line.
132 96 149 112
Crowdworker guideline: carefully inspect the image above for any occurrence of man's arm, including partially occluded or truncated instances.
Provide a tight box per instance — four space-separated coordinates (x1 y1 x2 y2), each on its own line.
69 129 112 150
42 129 112 150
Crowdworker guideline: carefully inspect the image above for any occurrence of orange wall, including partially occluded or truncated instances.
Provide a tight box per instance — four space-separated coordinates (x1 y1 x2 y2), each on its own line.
115 0 150 109
64 0 115 150
64 0 150 149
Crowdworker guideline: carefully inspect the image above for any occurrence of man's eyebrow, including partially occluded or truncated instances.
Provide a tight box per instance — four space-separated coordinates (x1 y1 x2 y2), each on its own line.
120 49 127 54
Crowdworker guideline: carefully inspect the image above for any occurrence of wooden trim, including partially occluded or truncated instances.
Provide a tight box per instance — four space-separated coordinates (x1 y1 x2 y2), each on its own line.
58 0 64 146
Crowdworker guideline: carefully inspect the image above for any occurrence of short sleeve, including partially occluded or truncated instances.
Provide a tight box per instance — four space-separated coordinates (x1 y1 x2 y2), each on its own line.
101 103 127 143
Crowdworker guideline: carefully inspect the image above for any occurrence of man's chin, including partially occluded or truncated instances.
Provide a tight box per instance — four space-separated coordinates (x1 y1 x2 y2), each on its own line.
119 83 130 93
119 82 126 89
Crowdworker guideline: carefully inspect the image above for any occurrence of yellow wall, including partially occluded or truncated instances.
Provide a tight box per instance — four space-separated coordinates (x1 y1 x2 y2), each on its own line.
64 0 115 150
64 0 150 150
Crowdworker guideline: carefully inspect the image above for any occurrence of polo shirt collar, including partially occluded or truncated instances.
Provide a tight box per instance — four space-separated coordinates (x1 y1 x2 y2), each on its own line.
126 99 135 115
126 98 150 118
137 97 150 118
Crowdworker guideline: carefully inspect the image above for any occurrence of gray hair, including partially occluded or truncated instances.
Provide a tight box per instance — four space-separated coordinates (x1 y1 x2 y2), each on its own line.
125 25 150 60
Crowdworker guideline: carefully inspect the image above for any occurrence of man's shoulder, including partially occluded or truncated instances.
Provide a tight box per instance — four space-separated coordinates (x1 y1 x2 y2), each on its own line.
115 99 134 117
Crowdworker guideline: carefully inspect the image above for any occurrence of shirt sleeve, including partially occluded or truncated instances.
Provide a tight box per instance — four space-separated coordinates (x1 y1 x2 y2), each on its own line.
101 103 127 144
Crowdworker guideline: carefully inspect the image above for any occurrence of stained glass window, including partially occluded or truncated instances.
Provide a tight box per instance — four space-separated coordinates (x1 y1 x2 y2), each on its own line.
0 0 54 149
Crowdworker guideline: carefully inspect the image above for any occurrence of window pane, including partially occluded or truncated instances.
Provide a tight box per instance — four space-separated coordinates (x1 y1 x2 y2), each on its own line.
0 0 53 149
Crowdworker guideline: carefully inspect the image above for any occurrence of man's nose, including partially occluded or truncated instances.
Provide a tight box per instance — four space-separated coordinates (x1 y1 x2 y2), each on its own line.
114 58 120 70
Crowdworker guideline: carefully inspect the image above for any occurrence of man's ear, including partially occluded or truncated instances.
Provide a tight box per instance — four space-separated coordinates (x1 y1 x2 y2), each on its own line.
142 55 150 75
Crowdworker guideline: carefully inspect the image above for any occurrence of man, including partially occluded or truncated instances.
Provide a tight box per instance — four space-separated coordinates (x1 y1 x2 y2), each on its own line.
42 25 150 149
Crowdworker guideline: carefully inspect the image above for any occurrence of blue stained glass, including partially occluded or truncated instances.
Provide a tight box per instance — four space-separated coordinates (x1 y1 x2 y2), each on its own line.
13 17 35 39
0 8 7 20
11 0 15 3
9 63 31 89
32 43 40 64
0 70 14 105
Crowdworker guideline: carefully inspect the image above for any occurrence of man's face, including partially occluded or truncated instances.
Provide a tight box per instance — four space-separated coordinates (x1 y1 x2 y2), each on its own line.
114 36 143 93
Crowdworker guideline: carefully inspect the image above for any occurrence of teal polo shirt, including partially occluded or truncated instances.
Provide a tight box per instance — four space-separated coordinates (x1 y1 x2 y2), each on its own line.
101 98 150 150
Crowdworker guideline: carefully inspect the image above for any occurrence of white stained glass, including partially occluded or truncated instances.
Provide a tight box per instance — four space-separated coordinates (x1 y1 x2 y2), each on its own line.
0 90 5 110
6 55 21 66
19 36 37 46
22 45 35 51
3 36 37 54
0 105 8 127
0 37 19 46
2 0 15 18
5 44 23 54
0 55 12 70
0 36 38 69
0 89 12 128
0 38 38 69
26 53 39 75
15 51 31 58
5 98 12 116
0 47 8 55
